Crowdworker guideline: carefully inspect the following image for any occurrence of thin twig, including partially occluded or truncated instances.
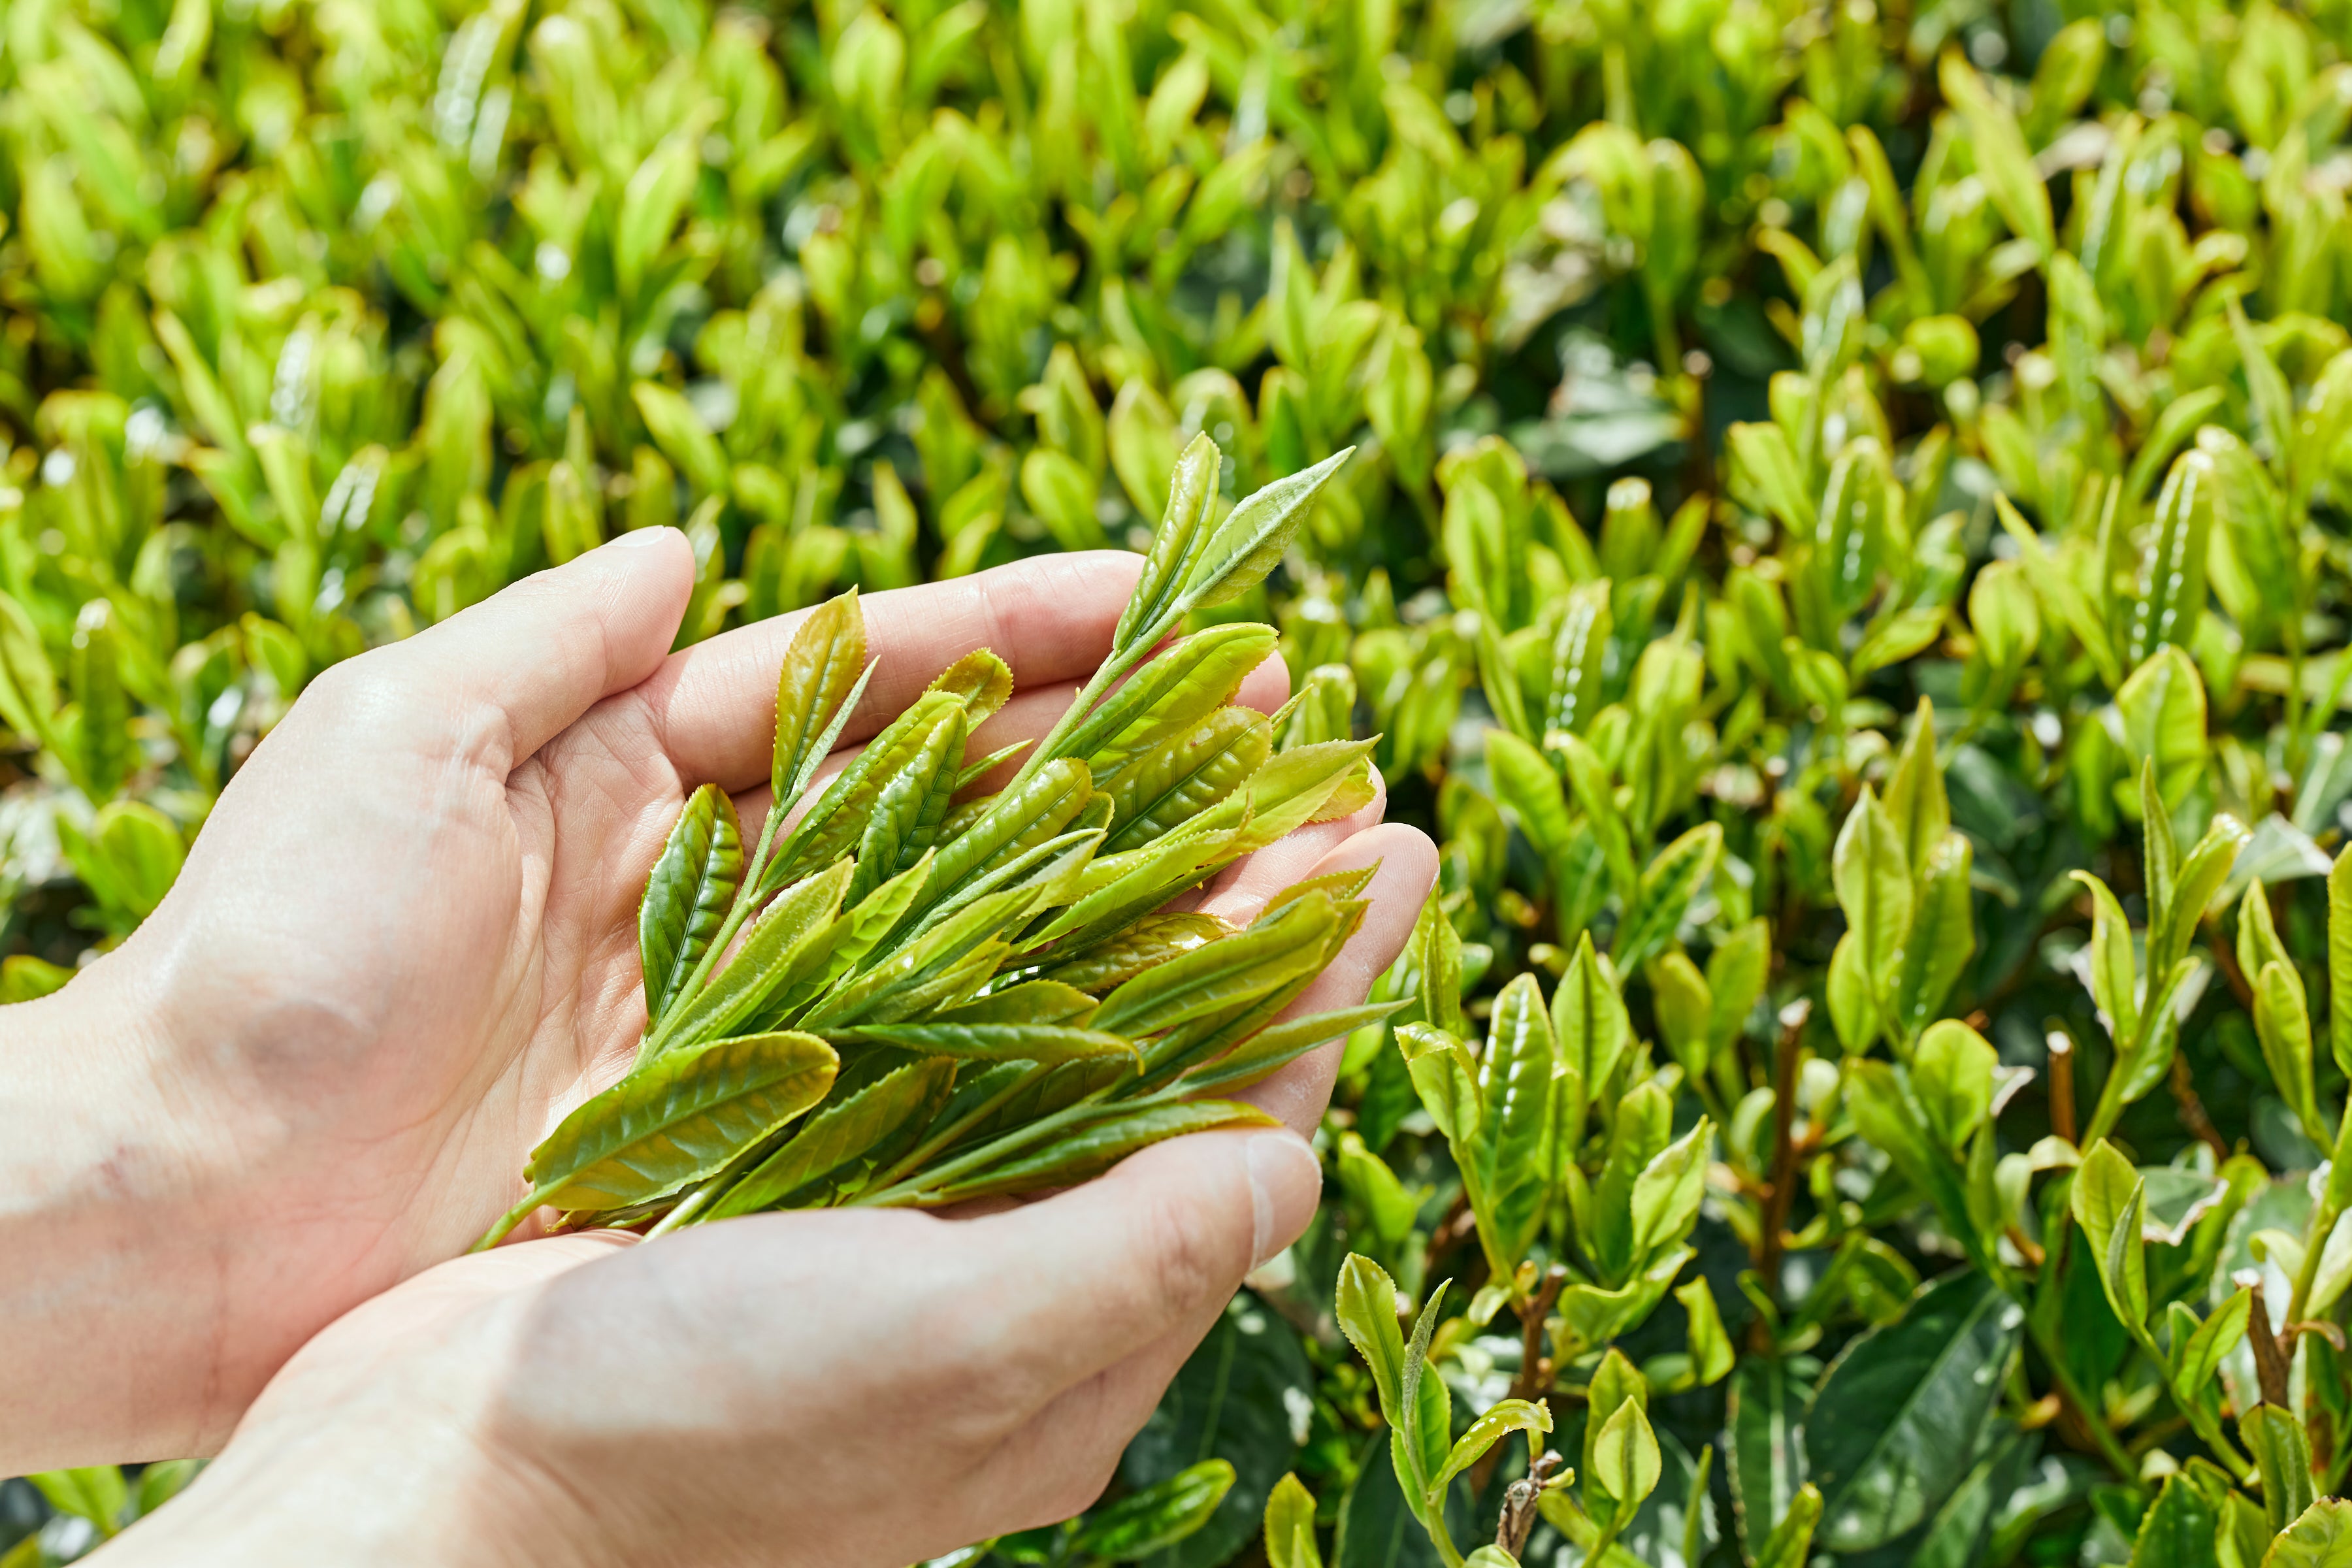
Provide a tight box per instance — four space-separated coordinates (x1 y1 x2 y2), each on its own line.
1752 1000 1810 1345
1420 1192 1477 1284
2204 911 2257 1013
2046 1030 2076 1145
2238 1270 2293 1409
2167 1053 2229 1158
1472 1267 1568 1494
644 1182 715 1239
2029 1316 2141 1478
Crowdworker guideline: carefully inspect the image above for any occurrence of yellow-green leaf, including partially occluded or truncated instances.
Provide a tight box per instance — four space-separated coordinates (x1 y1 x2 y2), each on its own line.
525 1032 839 1213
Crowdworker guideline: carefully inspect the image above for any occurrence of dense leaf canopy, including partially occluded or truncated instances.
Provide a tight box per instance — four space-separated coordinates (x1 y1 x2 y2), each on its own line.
5 0 2352 1561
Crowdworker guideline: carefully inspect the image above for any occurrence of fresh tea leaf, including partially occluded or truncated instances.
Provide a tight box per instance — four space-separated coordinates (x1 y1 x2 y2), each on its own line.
1036 911 1236 992
708 1056 957 1218
1180 448 1356 613
1099 706 1272 853
921 1099 1280 1203
771 589 869 807
523 1032 838 1213
649 860 855 1054
640 783 745 1028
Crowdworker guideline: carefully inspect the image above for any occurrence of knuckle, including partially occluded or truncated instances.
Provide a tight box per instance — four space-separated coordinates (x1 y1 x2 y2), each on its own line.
927 1260 1054 1445
1001 1441 1120 1533
1044 1455 1120 1524
1139 1184 1235 1321
952 1341 1053 1444
293 654 382 722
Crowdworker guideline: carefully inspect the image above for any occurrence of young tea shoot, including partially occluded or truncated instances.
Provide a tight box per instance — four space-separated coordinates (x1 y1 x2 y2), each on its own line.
474 438 1399 1247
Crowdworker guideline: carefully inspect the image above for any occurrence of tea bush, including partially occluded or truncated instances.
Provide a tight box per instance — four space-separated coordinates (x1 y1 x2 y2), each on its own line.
4 0 2352 1562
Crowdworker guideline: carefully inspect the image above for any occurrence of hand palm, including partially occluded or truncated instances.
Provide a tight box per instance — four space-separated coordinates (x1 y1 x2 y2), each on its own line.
114 537 1385 1448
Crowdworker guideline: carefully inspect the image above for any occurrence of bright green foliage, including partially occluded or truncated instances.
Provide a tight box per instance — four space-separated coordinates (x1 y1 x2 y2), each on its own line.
10 0 2352 1563
466 442 1384 1245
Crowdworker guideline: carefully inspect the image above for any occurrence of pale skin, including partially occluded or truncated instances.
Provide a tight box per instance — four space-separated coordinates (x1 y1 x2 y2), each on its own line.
0 531 1437 1565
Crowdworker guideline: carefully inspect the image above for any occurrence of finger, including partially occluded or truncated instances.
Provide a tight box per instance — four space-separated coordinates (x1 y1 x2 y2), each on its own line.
350 529 694 770
1233 649 1291 716
952 1127 1321 1401
642 551 1147 791
972 1294 1233 1535
1236 823 1439 1138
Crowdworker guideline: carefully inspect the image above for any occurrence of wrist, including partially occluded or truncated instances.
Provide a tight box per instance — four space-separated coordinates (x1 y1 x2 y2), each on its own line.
0 952 277 1466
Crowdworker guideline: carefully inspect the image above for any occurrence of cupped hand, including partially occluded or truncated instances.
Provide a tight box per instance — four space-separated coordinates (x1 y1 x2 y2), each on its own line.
3 531 1434 1471
95 1125 1322 1568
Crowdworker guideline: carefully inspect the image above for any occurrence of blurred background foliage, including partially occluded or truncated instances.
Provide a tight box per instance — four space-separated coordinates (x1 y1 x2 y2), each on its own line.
7 0 2352 1561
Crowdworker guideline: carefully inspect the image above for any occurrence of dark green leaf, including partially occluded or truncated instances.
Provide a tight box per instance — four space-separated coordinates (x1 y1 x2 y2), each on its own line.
1122 1294 1315 1568
1805 1271 2026 1552
1335 1433 1452 1568
1729 1358 1811 1563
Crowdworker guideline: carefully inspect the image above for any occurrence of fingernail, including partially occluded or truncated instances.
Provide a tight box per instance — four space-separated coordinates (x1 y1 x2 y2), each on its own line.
606 526 679 550
1245 1132 1322 1269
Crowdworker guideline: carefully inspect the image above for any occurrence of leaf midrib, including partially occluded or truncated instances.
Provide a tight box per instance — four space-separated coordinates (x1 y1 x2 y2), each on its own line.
1812 1281 2007 1534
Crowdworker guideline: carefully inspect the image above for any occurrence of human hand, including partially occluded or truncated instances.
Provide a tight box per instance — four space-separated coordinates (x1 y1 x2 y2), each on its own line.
91 809 1435 1567
1 533 1433 1470
91 1127 1313 1568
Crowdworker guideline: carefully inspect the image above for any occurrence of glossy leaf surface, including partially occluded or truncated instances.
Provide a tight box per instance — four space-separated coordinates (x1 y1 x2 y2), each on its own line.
525 1032 838 1212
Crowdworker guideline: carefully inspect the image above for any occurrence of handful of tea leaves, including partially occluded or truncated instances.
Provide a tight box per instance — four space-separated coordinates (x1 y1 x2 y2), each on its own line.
474 438 1397 1247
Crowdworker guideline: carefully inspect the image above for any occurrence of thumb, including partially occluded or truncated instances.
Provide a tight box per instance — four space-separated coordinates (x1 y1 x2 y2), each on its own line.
956 1128 1322 1399
368 529 694 769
